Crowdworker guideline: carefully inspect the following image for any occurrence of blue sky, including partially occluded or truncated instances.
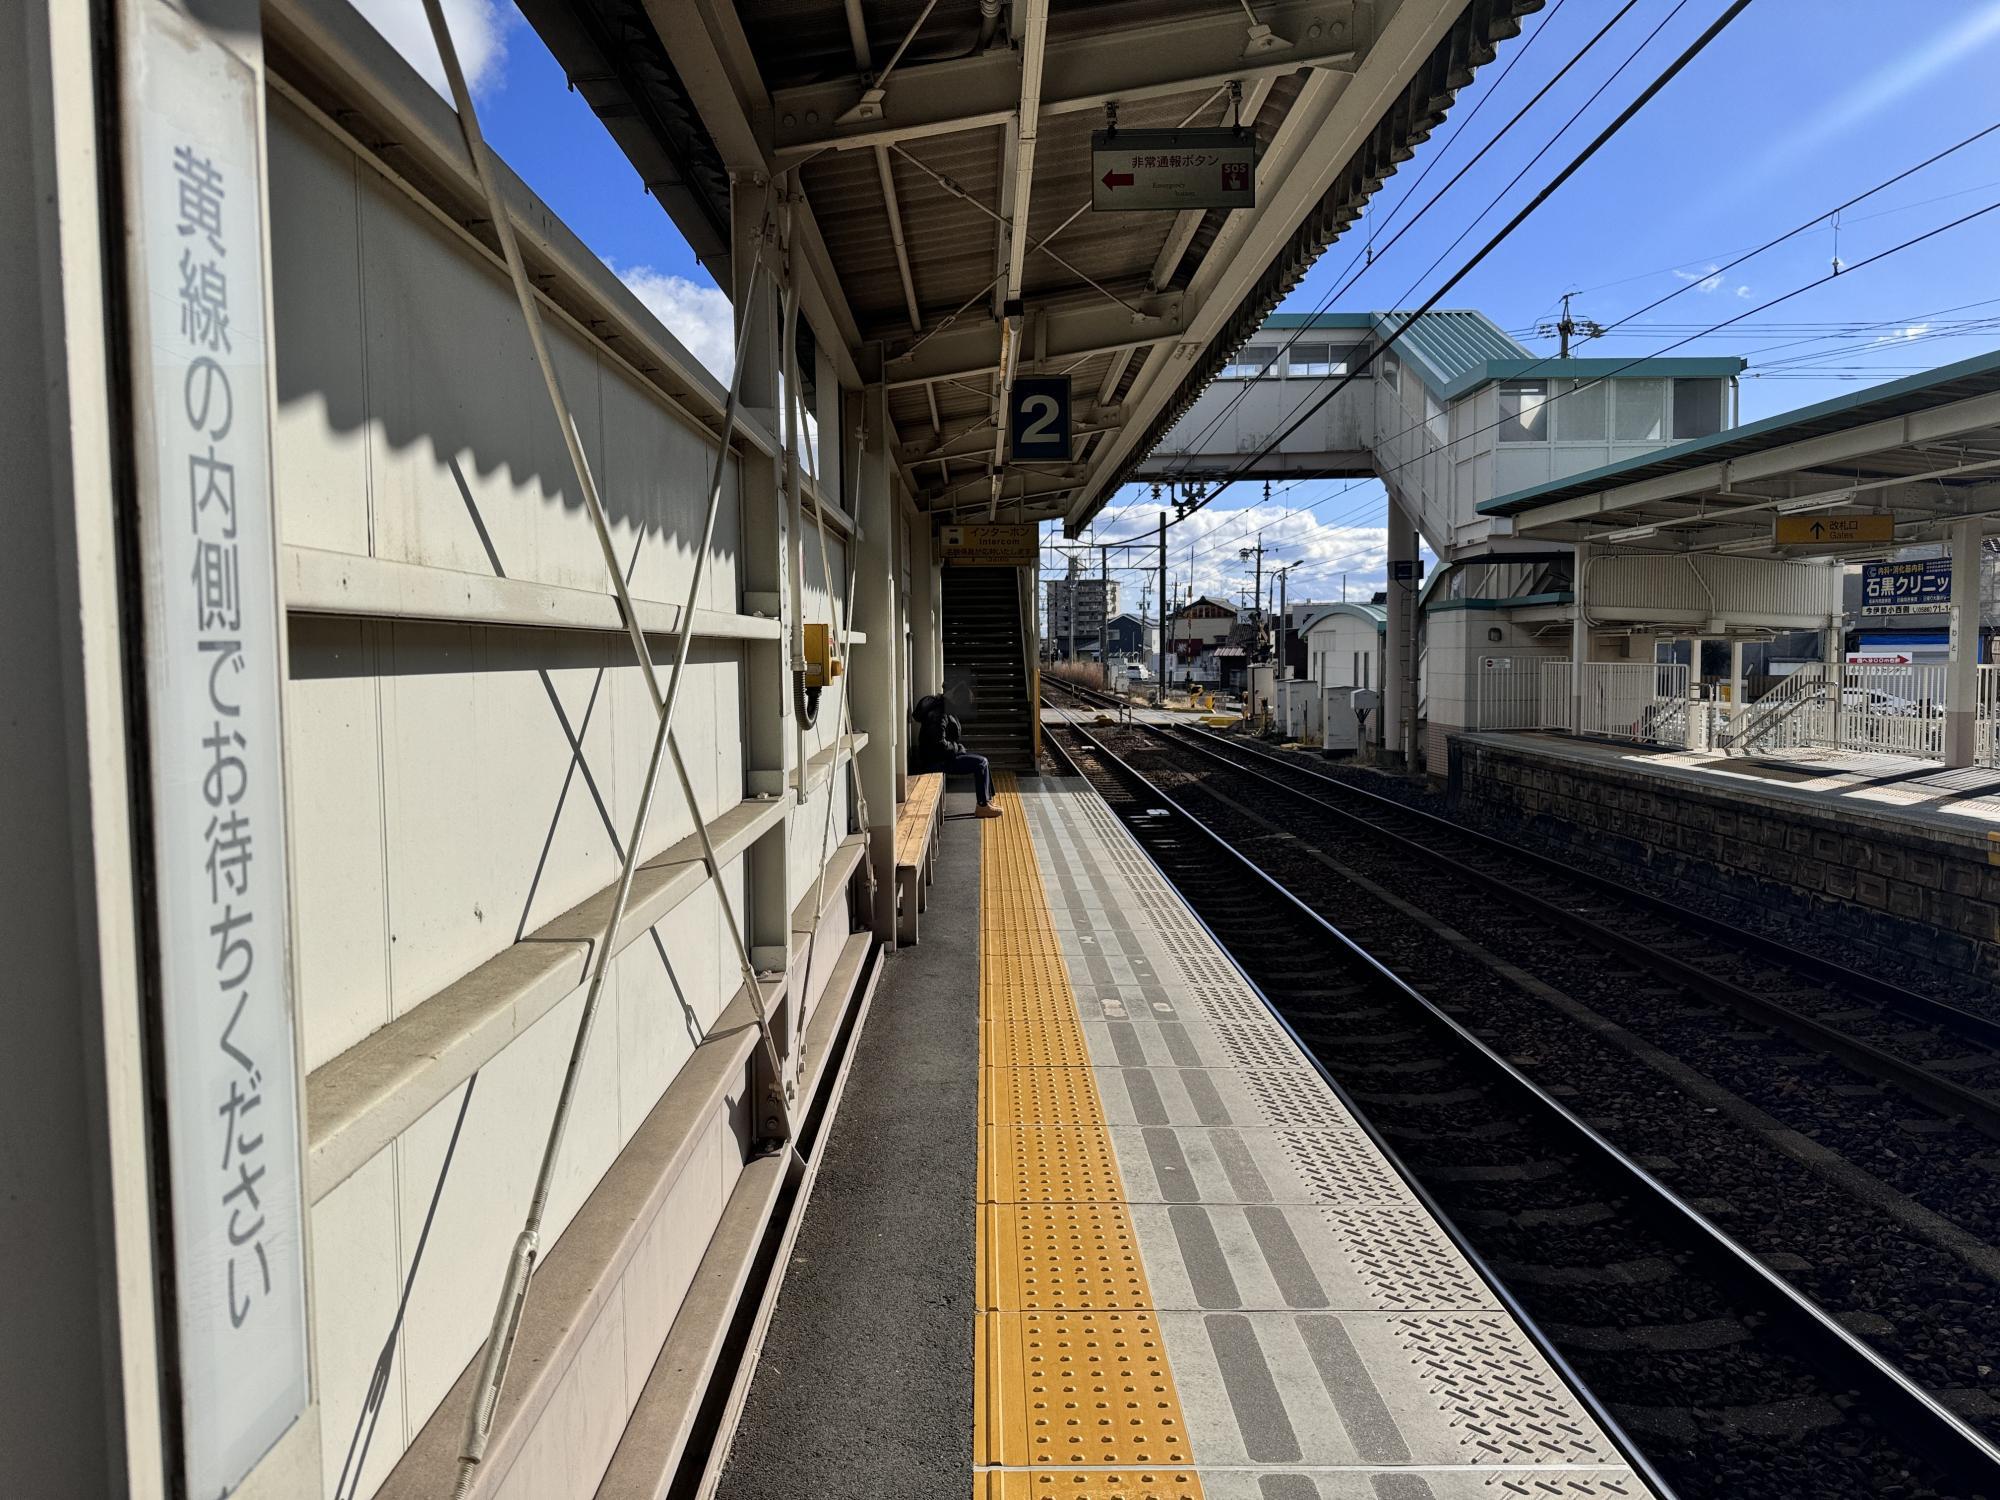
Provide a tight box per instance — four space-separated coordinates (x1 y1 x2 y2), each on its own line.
356 0 2000 610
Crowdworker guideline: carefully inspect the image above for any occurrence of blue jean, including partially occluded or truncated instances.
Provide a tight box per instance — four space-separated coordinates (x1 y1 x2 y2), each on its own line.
944 750 994 806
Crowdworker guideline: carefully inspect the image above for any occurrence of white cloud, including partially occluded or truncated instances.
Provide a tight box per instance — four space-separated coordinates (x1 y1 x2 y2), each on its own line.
615 266 736 380
1672 263 1724 294
1870 322 1931 346
349 0 511 100
1087 488 1396 607
1734 285 1753 299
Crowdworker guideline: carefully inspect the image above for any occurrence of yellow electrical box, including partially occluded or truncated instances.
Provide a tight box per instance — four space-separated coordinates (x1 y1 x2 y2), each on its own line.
804 623 843 688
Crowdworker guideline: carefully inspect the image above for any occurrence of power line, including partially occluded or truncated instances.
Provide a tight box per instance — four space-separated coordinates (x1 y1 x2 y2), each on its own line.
1151 0 1635 480
1100 188 2000 587
1125 116 2000 568
1173 0 1756 523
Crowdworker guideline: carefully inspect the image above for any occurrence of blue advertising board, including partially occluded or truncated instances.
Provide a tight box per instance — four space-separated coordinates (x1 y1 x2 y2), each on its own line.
1860 558 1951 615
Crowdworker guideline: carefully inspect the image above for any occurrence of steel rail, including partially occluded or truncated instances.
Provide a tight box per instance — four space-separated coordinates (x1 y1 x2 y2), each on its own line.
1188 727 2000 1044
1160 725 2000 1138
1046 715 2000 1499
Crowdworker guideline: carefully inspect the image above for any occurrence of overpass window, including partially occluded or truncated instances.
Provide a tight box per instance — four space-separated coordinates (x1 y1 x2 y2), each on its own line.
1673 378 1724 438
1497 381 1548 442
1425 390 1450 446
1289 343 1332 377
1555 378 1606 441
1223 345 1278 379
1614 378 1667 442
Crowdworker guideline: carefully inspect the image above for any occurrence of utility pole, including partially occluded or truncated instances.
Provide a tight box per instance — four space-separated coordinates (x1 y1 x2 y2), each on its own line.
1066 552 1077 663
1098 541 1110 663
1238 540 1265 656
1275 564 1291 734
1537 290 1605 359
1156 508 1168 705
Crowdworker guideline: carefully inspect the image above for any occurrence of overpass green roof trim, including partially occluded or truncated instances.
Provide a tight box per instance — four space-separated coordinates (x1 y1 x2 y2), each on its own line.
1478 347 2000 520
1441 355 1744 401
1245 311 1743 400
1262 313 1375 330
1428 591 1574 612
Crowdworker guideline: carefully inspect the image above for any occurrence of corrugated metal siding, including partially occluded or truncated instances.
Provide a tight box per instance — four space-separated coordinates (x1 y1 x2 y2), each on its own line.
1588 553 1842 621
1371 309 1530 394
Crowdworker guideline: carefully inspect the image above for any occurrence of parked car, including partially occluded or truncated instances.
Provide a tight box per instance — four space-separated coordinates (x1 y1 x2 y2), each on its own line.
1838 687 1922 717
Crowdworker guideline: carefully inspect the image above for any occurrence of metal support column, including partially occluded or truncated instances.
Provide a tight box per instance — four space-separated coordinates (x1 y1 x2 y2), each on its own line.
1570 540 1590 737
1946 516 1980 768
1384 499 1416 761
1156 511 1168 704
853 385 902 940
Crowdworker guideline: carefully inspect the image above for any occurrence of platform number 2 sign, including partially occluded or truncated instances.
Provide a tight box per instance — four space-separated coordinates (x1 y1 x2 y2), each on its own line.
1009 375 1073 462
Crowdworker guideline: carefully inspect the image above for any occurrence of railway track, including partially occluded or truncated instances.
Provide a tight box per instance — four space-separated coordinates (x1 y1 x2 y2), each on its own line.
1039 674 1135 714
1044 712 2000 1500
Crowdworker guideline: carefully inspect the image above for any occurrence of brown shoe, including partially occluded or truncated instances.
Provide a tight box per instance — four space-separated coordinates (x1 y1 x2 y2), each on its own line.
974 804 1003 819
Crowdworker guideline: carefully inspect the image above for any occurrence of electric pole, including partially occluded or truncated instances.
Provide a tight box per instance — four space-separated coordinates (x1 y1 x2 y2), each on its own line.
1274 563 1292 733
1537 290 1605 358
1156 508 1168 705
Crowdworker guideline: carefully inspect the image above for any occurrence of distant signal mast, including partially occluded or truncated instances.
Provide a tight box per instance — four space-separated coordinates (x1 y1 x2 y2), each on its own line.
1537 290 1606 358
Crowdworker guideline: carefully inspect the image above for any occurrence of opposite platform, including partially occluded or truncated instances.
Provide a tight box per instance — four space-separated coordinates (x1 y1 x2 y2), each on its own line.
976 772 1649 1499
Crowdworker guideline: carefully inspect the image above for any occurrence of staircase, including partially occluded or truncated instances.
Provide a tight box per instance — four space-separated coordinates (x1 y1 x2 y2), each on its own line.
941 565 1034 770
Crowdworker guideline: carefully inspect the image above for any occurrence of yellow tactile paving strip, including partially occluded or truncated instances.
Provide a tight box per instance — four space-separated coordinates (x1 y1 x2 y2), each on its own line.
975 775 1205 1499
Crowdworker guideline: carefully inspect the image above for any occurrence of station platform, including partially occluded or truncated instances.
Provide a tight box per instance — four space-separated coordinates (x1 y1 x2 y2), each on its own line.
1452 731 2000 983
718 772 1647 1499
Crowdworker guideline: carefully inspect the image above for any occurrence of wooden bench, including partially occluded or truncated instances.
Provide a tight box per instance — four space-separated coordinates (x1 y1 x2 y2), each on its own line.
892 772 946 946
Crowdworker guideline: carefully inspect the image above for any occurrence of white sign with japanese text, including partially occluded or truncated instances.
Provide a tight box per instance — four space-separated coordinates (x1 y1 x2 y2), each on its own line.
130 5 308 1492
1090 128 1258 212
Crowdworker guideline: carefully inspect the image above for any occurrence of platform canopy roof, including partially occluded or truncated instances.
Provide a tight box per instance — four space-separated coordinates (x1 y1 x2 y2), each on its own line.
515 0 1542 533
1480 351 2000 559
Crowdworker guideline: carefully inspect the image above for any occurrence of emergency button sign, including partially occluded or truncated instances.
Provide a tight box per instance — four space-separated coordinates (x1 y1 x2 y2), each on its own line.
1091 128 1258 212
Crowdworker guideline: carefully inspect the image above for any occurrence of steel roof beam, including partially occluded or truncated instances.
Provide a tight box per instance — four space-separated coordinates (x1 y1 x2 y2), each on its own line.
884 298 1188 387
764 0 1358 157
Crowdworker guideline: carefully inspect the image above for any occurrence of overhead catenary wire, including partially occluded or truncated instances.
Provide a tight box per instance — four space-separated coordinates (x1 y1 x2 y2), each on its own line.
1123 111 2000 577
1156 0 1628 477
1142 192 2000 599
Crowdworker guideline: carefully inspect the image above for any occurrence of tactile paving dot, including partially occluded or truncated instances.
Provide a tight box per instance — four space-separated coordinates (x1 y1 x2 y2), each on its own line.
990 1128 1127 1204
982 1470 1205 1499
986 1204 1151 1310
988 1067 1107 1128
1021 1311 1192 1466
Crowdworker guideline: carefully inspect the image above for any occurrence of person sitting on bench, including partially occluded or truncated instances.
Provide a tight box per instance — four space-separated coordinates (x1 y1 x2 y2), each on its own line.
912 694 1000 818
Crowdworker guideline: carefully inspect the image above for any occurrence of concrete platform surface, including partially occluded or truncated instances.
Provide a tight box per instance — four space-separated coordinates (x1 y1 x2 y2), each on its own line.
1464 729 2000 841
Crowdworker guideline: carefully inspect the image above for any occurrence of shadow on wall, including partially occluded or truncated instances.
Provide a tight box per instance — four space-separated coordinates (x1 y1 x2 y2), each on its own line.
268 93 744 589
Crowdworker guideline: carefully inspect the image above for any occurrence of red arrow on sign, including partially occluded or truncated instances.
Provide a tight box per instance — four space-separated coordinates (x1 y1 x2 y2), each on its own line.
1101 169 1134 191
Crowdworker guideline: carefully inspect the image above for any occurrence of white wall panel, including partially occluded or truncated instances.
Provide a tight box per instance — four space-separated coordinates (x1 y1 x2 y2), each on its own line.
311 1150 405 1500
270 98 372 556
287 616 392 1069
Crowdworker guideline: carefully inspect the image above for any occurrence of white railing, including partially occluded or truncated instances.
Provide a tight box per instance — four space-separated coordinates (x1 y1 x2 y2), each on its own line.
1719 665 1827 755
1980 666 2000 769
1472 657 1546 729
1539 661 1573 732
1837 663 1947 760
1578 662 1691 745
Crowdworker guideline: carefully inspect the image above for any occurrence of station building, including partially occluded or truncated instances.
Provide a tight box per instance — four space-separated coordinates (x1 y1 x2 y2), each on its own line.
11 4 1623 1500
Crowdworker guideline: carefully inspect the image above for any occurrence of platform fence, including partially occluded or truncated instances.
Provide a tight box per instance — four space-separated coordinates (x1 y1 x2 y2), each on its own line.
1538 661 1572 732
1981 666 2000 769
1471 655 1552 730
1574 662 1690 745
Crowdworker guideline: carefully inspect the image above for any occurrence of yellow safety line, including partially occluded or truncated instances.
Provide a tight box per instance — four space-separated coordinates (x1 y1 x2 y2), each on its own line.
974 775 1204 1500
